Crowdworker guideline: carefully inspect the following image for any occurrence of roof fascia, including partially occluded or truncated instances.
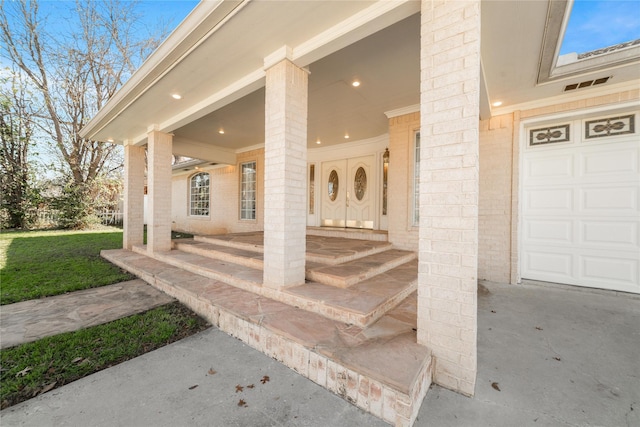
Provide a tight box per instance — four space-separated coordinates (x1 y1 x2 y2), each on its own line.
80 0 248 141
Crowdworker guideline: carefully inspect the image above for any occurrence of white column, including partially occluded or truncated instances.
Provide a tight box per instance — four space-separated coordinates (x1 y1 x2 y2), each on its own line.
147 129 173 253
263 58 308 289
123 144 145 250
418 0 480 396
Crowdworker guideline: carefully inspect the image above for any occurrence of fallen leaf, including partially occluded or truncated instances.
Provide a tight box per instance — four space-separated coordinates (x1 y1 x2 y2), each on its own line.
16 367 31 377
237 399 247 407
553 357 561 361
208 368 217 375
41 382 57 394
189 385 198 390
535 326 543 331
260 375 270 384
246 384 255 389
491 382 501 391
235 385 244 393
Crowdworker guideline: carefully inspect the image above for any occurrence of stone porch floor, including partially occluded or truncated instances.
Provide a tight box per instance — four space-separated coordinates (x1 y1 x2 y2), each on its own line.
101 232 431 426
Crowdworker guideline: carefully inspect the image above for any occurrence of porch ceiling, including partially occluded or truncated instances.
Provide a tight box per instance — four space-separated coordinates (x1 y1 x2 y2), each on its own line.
81 0 640 162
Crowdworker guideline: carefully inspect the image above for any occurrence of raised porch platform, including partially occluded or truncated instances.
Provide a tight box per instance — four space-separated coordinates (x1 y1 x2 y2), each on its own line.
101 232 431 426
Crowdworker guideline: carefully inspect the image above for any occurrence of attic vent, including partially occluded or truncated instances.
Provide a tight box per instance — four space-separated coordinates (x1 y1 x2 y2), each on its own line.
564 76 611 92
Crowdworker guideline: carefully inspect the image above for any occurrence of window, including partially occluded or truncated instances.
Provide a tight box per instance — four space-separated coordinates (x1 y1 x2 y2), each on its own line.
189 172 210 216
413 132 420 226
240 161 256 220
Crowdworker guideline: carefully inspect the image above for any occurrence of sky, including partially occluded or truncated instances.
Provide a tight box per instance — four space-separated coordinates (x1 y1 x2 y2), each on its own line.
560 0 640 54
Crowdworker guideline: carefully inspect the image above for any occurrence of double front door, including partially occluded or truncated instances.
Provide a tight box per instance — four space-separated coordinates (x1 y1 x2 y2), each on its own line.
321 155 374 229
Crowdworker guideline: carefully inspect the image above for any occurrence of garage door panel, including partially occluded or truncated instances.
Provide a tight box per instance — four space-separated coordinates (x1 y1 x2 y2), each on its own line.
523 250 574 283
579 147 639 177
579 186 638 213
525 188 574 213
524 155 574 182
525 219 573 244
580 221 638 249
579 255 639 291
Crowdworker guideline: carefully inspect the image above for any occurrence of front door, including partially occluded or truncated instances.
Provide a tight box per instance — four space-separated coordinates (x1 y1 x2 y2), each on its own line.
321 155 374 229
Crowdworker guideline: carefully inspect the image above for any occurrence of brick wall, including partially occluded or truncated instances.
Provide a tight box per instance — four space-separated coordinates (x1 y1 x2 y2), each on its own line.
171 148 265 235
387 111 420 251
418 0 480 397
478 114 513 283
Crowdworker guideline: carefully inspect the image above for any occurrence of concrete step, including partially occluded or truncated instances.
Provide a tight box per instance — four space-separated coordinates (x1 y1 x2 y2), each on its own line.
173 239 264 269
99 248 431 427
306 226 388 242
196 233 393 266
285 259 418 328
131 245 263 293
306 249 417 288
195 232 264 253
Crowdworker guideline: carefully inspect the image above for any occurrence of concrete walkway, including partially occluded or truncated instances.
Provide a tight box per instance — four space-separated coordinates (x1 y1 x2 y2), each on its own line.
0 280 174 349
1 281 639 426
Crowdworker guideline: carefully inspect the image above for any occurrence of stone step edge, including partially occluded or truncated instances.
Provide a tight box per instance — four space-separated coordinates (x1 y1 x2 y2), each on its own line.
146 266 432 427
172 240 264 270
118 247 406 329
131 245 263 292
307 251 417 288
195 234 393 266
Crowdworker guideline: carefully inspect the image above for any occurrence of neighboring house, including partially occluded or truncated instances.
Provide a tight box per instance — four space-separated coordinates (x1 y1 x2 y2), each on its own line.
82 1 639 425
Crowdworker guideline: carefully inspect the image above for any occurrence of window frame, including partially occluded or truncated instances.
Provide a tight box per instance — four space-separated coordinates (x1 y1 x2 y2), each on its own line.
239 161 257 220
189 172 210 217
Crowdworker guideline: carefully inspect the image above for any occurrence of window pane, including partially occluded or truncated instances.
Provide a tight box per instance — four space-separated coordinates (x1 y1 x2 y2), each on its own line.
190 172 210 216
240 161 257 220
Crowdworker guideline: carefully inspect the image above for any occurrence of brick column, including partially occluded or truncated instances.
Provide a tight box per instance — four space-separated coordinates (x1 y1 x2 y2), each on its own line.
147 129 173 253
263 58 308 289
418 0 480 396
123 144 145 250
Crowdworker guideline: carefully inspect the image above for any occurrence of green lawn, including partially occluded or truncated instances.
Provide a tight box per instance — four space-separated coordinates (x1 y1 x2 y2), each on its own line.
0 227 207 409
0 228 134 305
0 302 209 409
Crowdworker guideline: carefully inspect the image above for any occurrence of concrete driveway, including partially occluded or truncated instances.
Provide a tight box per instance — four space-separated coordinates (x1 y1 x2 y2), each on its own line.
1 281 638 427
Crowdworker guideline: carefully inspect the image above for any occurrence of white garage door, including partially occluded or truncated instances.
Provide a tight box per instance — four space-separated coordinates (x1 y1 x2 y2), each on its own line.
522 111 640 294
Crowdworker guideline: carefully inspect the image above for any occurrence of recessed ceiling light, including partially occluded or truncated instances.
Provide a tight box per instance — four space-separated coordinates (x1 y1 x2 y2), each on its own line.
316 139 321 145
492 101 503 107
344 134 350 139
171 94 182 100
106 138 114 143
218 129 225 134
352 80 360 87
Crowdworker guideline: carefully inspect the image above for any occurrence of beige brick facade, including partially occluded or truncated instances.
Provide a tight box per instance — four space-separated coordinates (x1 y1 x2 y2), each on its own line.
171 148 265 235
418 0 480 396
478 114 514 283
263 59 308 289
123 144 145 250
388 112 420 251
147 130 173 253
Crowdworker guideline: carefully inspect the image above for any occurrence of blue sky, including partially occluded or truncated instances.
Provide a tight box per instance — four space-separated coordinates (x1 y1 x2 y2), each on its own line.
560 0 640 54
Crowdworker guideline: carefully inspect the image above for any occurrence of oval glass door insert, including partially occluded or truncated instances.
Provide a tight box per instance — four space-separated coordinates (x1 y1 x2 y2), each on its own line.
354 167 366 201
328 170 339 201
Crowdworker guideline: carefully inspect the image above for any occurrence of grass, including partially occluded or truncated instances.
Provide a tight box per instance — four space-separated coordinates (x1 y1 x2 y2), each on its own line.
0 227 134 305
0 226 207 409
0 302 209 409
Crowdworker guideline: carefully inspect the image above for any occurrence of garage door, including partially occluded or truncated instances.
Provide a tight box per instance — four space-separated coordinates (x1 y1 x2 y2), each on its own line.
522 111 639 294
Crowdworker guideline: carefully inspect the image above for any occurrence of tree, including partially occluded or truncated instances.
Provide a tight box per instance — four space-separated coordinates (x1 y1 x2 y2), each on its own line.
0 69 40 229
0 0 164 227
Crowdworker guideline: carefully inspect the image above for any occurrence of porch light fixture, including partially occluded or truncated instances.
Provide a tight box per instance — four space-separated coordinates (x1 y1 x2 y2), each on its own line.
218 129 225 134
352 80 361 87
492 101 503 107
344 134 350 139
171 94 182 100
383 147 390 164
